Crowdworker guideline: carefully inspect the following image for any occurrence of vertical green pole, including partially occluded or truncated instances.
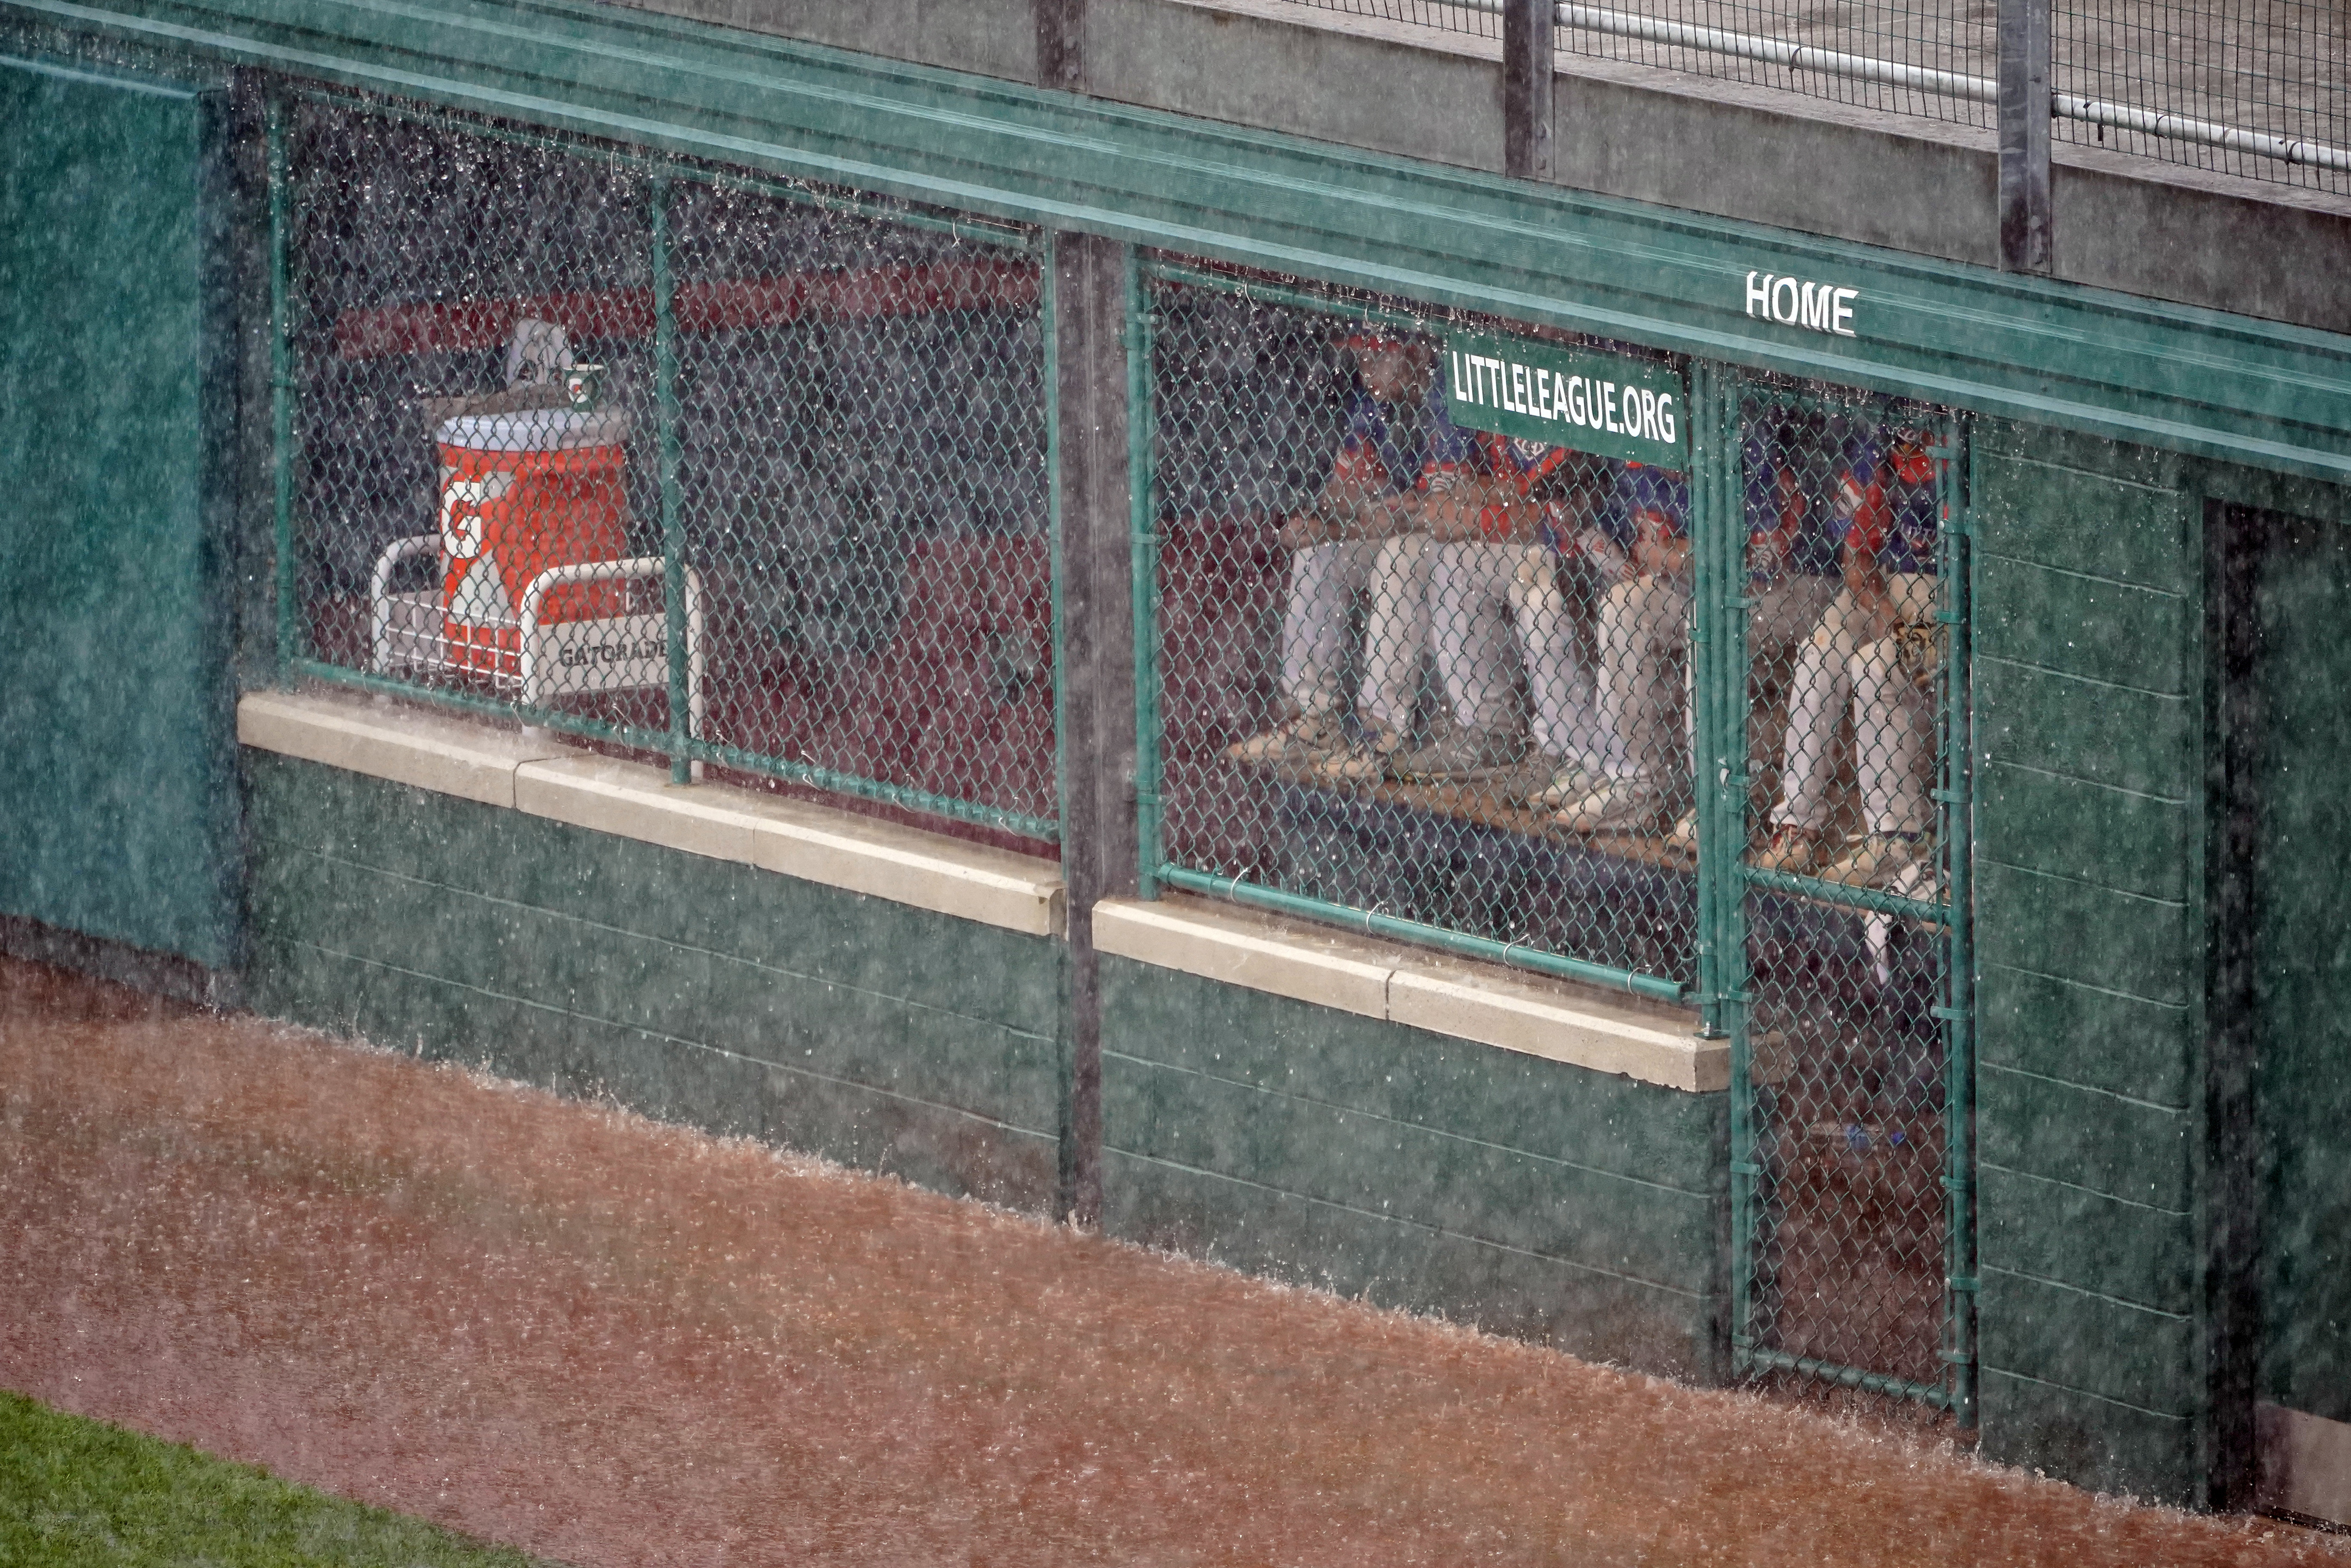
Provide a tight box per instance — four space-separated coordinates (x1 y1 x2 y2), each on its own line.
1938 411 1979 1426
1042 233 1068 842
650 175 691 785
1128 251 1161 899
1039 231 1073 1215
267 92 297 681
1688 358 1726 1040
1690 359 1746 1385
1718 370 1758 1382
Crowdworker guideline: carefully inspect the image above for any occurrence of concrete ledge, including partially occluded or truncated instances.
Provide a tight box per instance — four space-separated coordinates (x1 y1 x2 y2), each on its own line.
243 689 1716 1063
237 688 574 809
514 752 771 864
1093 895 1723 1092
743 795 1064 936
238 687 1065 937
1096 892 1395 1018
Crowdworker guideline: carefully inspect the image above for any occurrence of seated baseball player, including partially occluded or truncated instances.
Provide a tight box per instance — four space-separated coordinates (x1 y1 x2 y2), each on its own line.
1651 417 1845 849
1361 433 1613 790
1752 429 1943 887
1228 331 1464 768
1548 461 1693 831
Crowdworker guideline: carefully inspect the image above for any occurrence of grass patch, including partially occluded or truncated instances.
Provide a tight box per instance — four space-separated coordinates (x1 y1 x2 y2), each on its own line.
0 1389 559 1566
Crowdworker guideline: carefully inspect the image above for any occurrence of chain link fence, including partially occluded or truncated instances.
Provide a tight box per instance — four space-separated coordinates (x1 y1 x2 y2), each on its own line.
271 79 1975 1407
1727 384 1972 1411
1135 259 1974 1406
276 93 1057 841
1283 0 1498 37
1138 263 1699 1000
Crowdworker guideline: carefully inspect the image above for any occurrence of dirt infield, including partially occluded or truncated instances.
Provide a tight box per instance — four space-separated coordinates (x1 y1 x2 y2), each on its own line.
0 956 2340 1567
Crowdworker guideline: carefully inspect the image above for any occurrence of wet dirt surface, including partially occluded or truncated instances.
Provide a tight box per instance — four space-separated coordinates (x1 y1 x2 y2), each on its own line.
1 955 2342 1567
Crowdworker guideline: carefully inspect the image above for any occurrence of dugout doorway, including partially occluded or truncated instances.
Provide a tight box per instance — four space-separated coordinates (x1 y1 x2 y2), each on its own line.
2215 505 2351 1526
0 53 241 981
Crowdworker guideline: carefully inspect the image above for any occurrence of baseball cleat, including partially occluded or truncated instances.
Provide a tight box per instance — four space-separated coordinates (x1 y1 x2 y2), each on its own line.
1227 711 1345 766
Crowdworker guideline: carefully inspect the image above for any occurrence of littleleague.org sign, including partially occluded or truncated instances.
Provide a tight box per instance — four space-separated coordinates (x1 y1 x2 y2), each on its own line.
1444 331 1688 469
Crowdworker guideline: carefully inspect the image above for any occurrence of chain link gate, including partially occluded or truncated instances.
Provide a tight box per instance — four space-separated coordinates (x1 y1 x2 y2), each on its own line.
270 89 1057 841
1715 378 1975 1416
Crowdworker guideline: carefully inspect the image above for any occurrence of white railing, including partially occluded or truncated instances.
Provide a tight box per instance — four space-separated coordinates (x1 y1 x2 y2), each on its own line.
1428 0 2351 173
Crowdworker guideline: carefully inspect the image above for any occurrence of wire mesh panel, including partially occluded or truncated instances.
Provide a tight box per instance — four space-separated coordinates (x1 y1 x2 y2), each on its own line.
1727 382 1971 1410
1141 266 1703 997
2054 0 2349 192
280 94 1055 839
660 179 1054 832
287 101 661 722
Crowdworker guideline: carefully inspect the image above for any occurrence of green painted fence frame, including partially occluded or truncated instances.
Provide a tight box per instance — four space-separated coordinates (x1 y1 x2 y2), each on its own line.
262 83 1065 842
1129 254 1692 1005
1709 377 1978 1421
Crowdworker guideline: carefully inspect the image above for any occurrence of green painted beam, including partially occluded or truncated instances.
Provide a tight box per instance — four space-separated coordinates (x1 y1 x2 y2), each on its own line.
8 0 2351 481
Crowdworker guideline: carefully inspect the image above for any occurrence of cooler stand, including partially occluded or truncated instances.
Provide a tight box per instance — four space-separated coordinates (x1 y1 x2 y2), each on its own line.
370 534 707 772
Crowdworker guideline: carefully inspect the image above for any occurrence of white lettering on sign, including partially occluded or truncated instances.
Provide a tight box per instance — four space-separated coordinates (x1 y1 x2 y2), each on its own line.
1438 357 1683 446
1745 270 1857 337
1445 347 1680 450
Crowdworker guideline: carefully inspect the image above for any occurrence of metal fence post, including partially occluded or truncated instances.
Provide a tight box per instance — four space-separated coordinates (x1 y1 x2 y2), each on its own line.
1690 360 1744 1385
1036 0 1084 91
1717 370 1759 1383
1998 0 2053 273
266 91 297 681
1936 414 1979 1425
1129 263 1161 902
1049 230 1139 1229
650 174 691 785
1044 233 1069 856
1688 359 1729 1041
1503 0 1556 181
2204 501 2268 1509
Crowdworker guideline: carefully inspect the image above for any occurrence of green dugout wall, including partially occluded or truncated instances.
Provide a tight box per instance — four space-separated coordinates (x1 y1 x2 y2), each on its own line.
1968 430 2351 1504
6 0 2350 1514
0 51 239 973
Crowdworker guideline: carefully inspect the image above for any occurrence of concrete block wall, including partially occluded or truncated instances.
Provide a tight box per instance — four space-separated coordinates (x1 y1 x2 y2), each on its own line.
617 0 2351 335
234 697 1734 1383
1971 420 2210 1502
244 751 1070 1209
1097 938 1728 1379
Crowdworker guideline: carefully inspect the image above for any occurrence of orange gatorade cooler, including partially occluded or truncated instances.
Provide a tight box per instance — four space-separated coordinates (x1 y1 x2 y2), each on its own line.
434 408 633 678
